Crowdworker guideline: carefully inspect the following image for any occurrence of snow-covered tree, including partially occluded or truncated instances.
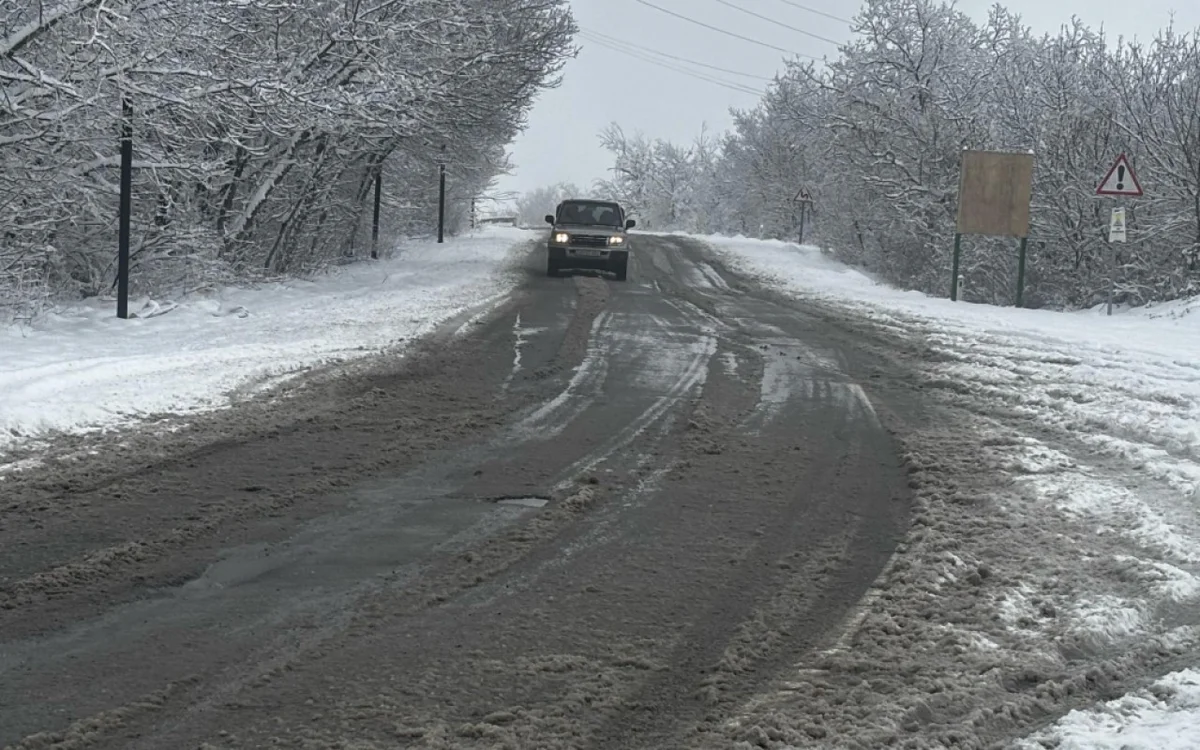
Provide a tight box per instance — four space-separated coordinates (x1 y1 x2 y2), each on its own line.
596 122 721 231
1 0 576 316
516 182 584 227
596 123 658 225
598 0 1200 308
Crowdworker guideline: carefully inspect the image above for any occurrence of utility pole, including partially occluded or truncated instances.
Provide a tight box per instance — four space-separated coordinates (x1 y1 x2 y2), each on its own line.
117 96 133 319
371 169 382 259
437 144 446 243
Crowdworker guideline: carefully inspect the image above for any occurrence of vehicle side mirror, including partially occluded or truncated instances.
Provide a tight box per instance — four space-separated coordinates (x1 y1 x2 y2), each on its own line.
545 214 555 224
625 218 636 229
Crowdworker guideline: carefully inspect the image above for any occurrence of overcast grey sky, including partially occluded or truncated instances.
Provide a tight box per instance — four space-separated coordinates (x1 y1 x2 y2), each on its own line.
494 0 1200 197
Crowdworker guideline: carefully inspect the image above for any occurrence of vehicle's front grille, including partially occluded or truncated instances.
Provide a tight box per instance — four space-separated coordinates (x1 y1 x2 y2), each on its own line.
570 234 608 249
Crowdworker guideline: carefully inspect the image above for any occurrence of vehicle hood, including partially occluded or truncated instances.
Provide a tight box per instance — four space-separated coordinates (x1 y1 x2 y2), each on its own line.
552 223 625 235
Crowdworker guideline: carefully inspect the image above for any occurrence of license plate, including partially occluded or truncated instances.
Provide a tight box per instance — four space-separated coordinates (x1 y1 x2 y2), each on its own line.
573 248 602 257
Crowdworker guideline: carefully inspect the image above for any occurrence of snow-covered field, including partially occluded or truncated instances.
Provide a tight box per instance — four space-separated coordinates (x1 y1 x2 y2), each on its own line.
694 233 1200 748
0 226 531 462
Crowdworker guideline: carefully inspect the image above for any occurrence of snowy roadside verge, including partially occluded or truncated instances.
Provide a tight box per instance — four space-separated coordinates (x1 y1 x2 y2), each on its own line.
0 226 535 465
687 233 1200 748
1017 668 1200 749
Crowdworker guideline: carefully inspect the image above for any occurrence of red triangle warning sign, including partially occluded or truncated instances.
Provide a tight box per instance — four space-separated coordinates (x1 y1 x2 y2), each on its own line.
1096 154 1143 196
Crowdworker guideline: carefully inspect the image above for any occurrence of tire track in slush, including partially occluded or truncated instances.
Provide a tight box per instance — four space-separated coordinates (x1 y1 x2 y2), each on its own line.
509 310 613 438
511 294 718 491
744 339 881 433
553 303 718 485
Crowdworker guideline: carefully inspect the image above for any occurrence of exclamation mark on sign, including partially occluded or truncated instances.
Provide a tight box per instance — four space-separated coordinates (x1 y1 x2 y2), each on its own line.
1117 164 1125 190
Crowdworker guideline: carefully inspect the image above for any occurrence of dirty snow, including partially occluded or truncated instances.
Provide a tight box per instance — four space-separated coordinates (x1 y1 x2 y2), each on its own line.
692 232 1200 746
1016 669 1200 750
0 227 531 461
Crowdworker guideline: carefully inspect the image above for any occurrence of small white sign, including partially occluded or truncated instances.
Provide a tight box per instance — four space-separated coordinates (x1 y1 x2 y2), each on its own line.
1097 154 1143 196
1109 207 1127 243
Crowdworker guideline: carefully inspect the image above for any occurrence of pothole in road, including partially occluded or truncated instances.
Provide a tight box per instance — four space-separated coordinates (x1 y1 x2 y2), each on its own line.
493 495 551 508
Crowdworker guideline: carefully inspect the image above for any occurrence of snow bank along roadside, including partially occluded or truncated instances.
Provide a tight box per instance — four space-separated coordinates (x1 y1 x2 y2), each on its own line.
0 227 533 464
1016 668 1200 749
692 233 1200 748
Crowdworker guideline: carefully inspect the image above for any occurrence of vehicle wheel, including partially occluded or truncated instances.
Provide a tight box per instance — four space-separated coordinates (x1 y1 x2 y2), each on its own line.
613 258 628 281
547 260 560 277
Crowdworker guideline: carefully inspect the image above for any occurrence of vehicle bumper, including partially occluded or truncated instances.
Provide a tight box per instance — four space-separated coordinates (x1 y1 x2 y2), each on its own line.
548 246 627 269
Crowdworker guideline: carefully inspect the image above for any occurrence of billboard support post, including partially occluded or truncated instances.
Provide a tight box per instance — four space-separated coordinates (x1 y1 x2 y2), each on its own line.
950 233 963 301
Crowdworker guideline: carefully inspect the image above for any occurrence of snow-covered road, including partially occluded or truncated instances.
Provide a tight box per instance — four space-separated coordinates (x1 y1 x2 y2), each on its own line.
5 225 1200 745
0 227 531 462
694 233 1200 748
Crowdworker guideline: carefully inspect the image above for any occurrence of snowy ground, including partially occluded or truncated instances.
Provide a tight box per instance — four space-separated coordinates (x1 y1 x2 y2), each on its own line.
1016 669 1200 749
690 232 1200 747
0 226 532 464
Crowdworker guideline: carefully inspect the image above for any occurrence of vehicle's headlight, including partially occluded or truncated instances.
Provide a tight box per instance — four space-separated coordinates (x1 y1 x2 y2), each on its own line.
608 235 624 245
553 232 569 244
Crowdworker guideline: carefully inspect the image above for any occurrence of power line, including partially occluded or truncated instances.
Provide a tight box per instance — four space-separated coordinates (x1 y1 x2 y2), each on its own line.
632 0 821 60
580 27 773 81
584 40 764 95
711 0 843 46
771 0 852 24
580 33 770 88
582 27 771 80
581 32 752 85
579 32 765 95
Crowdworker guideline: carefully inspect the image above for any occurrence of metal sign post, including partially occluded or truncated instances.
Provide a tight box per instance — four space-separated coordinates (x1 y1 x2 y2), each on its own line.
371 169 382 259
1106 207 1126 316
117 96 134 319
1096 155 1142 316
793 187 813 244
437 145 447 243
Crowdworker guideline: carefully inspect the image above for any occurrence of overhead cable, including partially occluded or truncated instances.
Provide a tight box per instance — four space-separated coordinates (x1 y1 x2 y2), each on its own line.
580 27 774 81
579 31 766 95
711 0 843 46
632 0 822 60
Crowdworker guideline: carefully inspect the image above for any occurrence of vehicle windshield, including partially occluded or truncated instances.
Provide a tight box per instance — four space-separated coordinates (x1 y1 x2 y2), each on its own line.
556 202 623 227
